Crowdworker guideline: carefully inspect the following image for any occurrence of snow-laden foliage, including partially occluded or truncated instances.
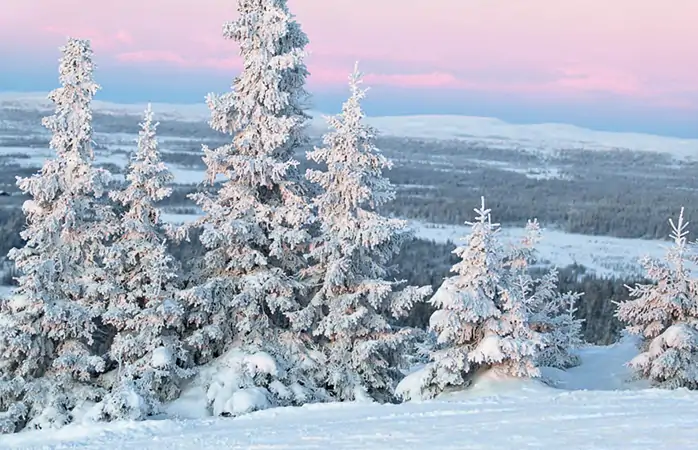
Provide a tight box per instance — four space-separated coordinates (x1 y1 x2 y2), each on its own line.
407 199 543 400
179 0 323 410
617 208 698 389
512 221 584 370
298 65 431 402
0 38 117 433
92 106 193 421
181 334 328 418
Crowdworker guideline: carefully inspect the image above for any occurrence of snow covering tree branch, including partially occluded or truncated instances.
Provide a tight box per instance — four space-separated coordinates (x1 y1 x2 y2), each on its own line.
179 0 324 416
617 208 698 389
91 105 194 421
298 64 431 402
397 199 550 401
0 38 117 433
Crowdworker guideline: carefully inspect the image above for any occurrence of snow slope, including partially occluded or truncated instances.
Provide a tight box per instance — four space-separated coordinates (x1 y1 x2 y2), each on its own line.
3 337 696 449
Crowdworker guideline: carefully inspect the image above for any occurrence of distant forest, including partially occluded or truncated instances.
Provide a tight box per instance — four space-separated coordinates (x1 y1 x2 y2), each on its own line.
1 108 697 241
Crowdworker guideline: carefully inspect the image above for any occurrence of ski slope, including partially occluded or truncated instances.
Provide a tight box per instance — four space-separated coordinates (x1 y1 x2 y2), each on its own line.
3 338 697 449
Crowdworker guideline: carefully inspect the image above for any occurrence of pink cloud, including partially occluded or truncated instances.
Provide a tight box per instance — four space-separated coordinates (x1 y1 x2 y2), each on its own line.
553 65 645 95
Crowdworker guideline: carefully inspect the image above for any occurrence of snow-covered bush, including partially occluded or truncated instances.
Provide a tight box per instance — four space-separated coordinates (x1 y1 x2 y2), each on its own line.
404 198 543 400
298 65 431 402
0 38 117 433
178 0 324 412
617 208 698 389
94 106 193 421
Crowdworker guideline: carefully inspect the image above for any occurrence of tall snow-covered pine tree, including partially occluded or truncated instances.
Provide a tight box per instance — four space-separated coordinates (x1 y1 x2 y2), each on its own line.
179 0 322 415
300 64 431 402
617 208 698 389
0 38 116 432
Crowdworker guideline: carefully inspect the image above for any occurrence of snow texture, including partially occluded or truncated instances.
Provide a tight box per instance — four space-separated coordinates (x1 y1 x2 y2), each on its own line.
0 38 117 433
297 65 431 402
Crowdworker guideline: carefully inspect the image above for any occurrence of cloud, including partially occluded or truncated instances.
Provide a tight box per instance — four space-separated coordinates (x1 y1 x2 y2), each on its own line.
552 65 644 95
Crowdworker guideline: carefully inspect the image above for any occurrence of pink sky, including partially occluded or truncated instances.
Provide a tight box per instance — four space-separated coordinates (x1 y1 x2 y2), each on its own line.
1 0 697 109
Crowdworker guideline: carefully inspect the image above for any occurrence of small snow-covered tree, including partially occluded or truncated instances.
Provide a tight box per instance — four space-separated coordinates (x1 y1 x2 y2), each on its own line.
510 221 584 369
92 106 192 421
420 199 542 397
179 0 324 414
299 65 431 402
617 208 698 389
0 38 116 432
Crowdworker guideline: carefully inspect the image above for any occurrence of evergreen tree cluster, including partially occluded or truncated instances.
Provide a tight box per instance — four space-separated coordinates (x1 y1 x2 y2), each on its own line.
0 0 639 434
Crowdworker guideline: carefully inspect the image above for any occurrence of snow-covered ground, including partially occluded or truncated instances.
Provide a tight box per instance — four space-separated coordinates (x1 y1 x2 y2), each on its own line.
3 337 697 449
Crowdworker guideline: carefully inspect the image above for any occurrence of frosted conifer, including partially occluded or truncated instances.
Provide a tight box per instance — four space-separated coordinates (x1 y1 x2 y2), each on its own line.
92 106 192 421
179 0 323 414
300 65 431 402
511 221 584 369
423 199 543 396
617 208 698 389
0 38 116 432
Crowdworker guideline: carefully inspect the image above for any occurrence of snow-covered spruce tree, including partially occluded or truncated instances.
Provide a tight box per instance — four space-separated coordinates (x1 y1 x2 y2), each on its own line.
616 208 698 389
510 220 584 370
179 0 324 415
398 198 543 400
0 38 116 432
299 65 431 402
89 106 193 421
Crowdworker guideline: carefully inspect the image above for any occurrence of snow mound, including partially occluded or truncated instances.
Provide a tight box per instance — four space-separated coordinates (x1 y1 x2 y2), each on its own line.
166 349 291 419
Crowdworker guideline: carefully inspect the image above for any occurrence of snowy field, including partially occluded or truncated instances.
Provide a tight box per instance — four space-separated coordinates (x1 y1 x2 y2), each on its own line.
3 337 697 449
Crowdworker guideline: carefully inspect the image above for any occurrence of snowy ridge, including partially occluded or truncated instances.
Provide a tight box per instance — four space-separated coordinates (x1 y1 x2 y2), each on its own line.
359 115 698 160
0 92 326 125
2 92 696 159
3 338 697 449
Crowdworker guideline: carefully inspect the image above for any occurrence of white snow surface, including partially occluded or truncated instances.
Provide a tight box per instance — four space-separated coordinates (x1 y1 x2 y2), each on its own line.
4 336 698 449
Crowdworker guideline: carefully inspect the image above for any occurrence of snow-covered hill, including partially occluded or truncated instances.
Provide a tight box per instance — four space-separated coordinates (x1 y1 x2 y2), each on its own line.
364 115 698 160
2 92 697 159
3 337 696 449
